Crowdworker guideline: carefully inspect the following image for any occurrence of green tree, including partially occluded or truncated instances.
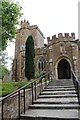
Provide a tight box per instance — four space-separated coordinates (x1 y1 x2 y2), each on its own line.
0 66 9 80
1 0 23 50
25 36 35 80
0 51 8 67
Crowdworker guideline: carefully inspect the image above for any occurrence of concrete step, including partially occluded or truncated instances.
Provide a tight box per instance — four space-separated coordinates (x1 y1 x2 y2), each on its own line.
20 117 80 120
42 90 76 95
35 97 78 103
29 104 80 109
50 79 72 82
49 84 74 87
47 85 74 89
49 81 74 86
39 94 77 98
44 88 75 91
50 82 74 84
20 109 80 120
33 101 79 104
20 79 80 120
49 81 73 83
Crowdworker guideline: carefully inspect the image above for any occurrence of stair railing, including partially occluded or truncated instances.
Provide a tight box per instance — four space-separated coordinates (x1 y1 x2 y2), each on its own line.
0 71 52 120
71 70 80 105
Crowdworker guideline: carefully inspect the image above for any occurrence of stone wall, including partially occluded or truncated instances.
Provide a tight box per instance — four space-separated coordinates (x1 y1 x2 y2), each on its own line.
78 49 80 78
2 83 46 119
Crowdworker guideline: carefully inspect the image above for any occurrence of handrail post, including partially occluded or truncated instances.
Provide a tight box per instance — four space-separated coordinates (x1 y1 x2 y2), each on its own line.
40 78 43 94
48 72 50 85
41 77 43 92
48 72 50 80
32 83 34 105
23 88 25 114
34 81 37 100
18 91 20 120
45 76 47 89
40 78 41 95
2 100 3 120
45 75 46 89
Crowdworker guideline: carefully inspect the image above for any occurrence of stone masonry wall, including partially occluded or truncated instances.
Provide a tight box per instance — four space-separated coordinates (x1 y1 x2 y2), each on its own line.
2 83 46 119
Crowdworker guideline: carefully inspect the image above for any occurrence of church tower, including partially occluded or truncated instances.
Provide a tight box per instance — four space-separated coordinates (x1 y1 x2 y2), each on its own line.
12 20 44 81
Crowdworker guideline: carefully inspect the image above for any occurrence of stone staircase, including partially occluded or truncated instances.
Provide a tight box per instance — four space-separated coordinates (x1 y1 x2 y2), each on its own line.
20 79 80 120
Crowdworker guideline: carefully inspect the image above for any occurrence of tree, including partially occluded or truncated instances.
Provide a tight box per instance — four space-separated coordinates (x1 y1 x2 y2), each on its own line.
1 0 23 50
0 50 8 67
0 66 9 80
25 36 35 80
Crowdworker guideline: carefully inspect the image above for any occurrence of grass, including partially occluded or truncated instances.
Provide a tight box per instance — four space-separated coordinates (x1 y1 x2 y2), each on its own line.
1 79 33 97
0 72 47 97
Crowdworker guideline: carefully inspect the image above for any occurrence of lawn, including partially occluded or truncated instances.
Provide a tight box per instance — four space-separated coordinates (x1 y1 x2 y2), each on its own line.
0 71 47 97
1 80 33 97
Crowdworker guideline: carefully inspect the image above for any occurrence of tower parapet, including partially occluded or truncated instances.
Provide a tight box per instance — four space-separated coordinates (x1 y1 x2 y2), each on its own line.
71 33 75 39
47 37 50 41
58 33 63 38
21 20 30 29
64 33 69 38
47 33 76 45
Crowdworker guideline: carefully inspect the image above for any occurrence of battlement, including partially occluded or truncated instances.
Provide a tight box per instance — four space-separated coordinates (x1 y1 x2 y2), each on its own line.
47 33 75 41
21 19 30 29
20 20 44 38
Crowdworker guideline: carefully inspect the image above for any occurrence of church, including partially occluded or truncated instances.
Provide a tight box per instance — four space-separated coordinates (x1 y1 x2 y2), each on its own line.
12 20 80 81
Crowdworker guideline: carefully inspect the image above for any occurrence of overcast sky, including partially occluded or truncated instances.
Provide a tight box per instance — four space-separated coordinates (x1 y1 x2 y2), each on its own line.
7 0 79 69
16 0 79 38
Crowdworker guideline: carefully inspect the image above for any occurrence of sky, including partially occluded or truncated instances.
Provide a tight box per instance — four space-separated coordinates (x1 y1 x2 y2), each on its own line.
7 0 79 70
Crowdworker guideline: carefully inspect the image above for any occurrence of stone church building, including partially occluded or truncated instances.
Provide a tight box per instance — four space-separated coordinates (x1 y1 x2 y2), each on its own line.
12 20 80 81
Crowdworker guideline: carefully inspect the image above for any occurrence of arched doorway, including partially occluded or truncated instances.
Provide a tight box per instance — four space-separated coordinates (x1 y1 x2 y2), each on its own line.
58 59 71 79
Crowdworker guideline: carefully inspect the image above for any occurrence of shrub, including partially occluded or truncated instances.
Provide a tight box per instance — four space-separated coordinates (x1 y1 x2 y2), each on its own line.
2 82 16 96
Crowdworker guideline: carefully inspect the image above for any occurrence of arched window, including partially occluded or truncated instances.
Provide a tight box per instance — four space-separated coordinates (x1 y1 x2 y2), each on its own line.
38 57 46 71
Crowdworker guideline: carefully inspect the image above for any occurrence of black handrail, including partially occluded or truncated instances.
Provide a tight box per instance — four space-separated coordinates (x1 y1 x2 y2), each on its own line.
71 70 80 105
0 71 52 120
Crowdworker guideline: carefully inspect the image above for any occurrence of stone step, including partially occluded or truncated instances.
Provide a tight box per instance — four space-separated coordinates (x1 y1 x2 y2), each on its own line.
20 79 80 120
39 94 77 98
48 83 74 85
42 91 76 95
47 85 74 89
45 88 75 91
49 82 74 86
20 109 80 120
29 104 80 109
50 79 72 82
35 97 78 103
49 79 73 82
47 85 75 89
33 101 79 105
49 82 74 85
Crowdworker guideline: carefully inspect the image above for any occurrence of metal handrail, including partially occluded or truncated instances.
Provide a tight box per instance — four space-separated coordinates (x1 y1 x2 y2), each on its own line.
71 69 80 105
0 71 52 120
